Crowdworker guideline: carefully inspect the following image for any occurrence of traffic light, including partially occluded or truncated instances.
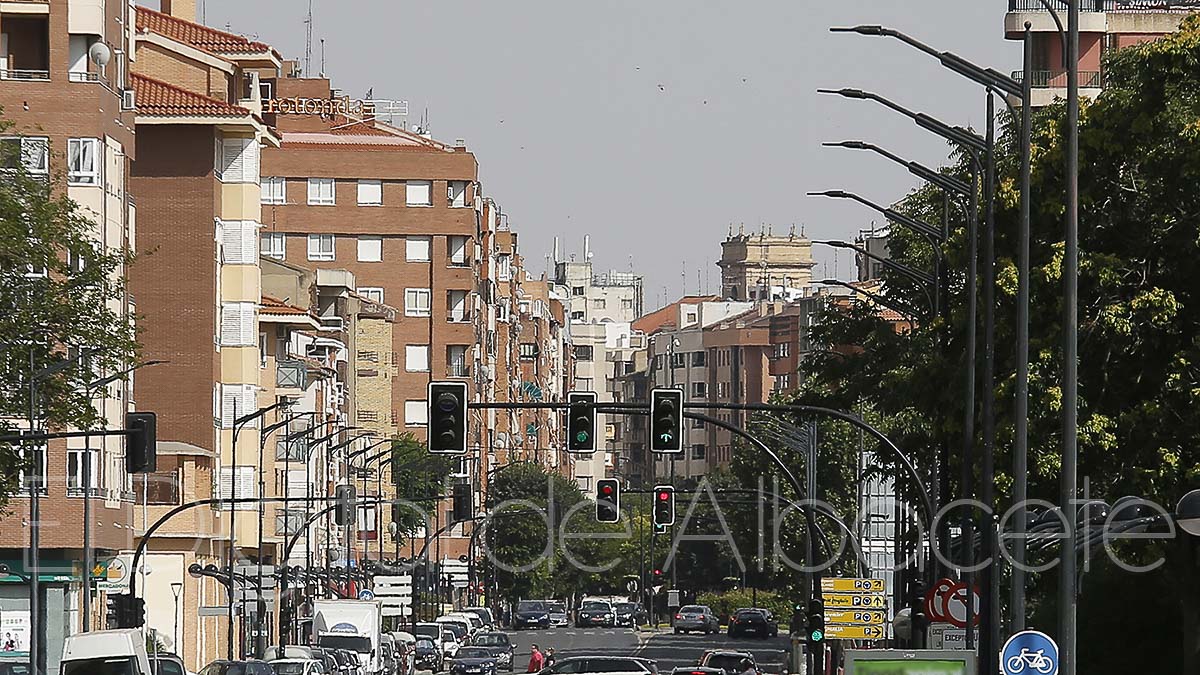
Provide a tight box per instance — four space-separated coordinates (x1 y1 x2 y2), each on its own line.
114 594 145 628
334 484 356 526
428 381 468 454
806 599 825 646
652 485 675 526
595 478 620 522
452 482 473 522
567 391 597 453
124 411 157 473
650 388 683 454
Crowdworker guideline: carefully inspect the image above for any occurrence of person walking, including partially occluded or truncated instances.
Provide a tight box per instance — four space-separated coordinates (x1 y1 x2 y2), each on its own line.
528 644 545 673
545 647 557 668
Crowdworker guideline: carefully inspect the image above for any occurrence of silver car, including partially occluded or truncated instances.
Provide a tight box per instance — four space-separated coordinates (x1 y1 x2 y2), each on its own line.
673 605 719 634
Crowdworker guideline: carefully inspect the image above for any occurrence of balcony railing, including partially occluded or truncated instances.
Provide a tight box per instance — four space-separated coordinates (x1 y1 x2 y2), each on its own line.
276 359 308 389
446 312 472 324
447 362 469 378
1008 0 1196 10
1012 70 1104 88
0 69 50 81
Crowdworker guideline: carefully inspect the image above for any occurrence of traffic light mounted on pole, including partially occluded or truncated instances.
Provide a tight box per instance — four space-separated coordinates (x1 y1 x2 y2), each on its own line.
334 484 356 526
567 391 597 453
452 481 473 522
652 484 675 526
806 598 826 646
595 478 620 522
650 388 683 454
124 412 157 473
428 381 468 454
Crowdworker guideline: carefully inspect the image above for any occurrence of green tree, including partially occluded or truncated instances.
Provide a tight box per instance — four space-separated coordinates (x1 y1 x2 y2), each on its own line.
0 115 138 507
388 432 455 538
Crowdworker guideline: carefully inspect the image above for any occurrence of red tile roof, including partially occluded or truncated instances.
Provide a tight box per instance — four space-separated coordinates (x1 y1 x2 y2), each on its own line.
131 73 251 118
261 295 310 316
136 7 280 58
632 295 721 335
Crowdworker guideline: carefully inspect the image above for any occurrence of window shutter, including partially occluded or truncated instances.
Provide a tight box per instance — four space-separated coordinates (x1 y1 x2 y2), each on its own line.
242 140 259 184
220 139 243 182
241 385 259 427
242 221 259 263
220 303 255 346
236 466 256 509
215 466 232 507
286 470 307 498
221 220 258 264
240 304 257 346
220 384 239 428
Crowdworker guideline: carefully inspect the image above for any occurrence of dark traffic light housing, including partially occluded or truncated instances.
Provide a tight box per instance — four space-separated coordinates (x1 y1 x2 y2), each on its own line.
595 478 620 522
652 484 676 526
452 481 473 522
650 388 683 454
334 484 356 526
806 598 826 645
114 594 145 628
428 381 468 454
567 391 597 453
124 412 157 473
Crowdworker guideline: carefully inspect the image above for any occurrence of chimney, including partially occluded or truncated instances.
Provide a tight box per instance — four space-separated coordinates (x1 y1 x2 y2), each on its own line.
160 0 197 22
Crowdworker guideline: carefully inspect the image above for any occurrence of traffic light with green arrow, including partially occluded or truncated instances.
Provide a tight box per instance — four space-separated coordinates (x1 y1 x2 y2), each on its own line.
567 391 597 452
650 388 683 454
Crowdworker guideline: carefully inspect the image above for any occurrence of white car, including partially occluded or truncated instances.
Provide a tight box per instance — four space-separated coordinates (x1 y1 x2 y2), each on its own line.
268 659 327 675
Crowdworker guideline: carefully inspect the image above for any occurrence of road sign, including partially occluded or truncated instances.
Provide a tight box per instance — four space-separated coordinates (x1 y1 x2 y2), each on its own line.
821 577 885 593
925 580 980 629
826 609 885 625
94 556 130 593
1001 631 1058 675
824 623 885 640
375 574 413 617
626 579 638 593
928 623 980 651
823 592 886 609
358 589 375 600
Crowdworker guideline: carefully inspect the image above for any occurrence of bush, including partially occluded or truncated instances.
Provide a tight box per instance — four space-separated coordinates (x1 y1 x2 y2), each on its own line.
695 588 794 625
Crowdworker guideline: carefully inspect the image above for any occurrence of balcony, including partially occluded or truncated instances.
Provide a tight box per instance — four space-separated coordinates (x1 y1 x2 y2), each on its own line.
1012 70 1104 88
2 14 50 81
276 359 308 390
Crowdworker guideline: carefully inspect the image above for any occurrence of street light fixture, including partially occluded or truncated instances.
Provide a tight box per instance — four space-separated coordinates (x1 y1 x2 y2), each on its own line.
807 189 943 243
821 141 971 199
816 279 922 323
810 240 935 286
817 88 988 153
1177 490 1200 538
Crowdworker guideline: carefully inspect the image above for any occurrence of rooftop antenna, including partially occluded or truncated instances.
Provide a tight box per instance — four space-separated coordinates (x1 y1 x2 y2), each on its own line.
628 254 634 273
319 38 326 77
303 0 313 77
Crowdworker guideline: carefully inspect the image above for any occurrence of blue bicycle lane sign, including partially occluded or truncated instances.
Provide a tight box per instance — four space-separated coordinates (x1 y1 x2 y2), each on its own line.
1001 630 1059 675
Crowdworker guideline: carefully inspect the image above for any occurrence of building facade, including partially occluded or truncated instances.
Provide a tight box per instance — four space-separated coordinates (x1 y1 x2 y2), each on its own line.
717 227 814 301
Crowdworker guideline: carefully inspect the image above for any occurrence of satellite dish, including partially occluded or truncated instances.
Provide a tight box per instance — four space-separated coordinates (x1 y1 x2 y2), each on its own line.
88 42 112 67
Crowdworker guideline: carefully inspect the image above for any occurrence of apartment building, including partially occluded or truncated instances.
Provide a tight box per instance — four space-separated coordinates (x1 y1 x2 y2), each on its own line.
0 0 137 670
718 227 815 301
1005 0 1197 106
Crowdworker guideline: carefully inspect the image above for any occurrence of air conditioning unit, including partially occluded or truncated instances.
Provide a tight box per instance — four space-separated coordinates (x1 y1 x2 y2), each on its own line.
121 88 136 111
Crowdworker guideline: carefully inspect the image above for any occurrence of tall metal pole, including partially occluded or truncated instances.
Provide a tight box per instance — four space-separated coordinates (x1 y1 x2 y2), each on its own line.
961 156 980 650
82 449 92 632
1060 1 1081 673
1012 23 1034 634
979 89 999 675
228 401 238 660
256 420 266 659
28 344 40 675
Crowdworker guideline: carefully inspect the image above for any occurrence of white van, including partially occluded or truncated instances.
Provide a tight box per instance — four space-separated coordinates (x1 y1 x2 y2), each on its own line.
59 629 152 674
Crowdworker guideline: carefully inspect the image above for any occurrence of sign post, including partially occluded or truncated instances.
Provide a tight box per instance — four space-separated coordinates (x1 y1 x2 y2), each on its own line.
1001 631 1058 675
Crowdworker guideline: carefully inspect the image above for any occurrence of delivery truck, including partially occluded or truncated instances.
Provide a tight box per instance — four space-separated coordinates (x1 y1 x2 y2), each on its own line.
312 598 384 674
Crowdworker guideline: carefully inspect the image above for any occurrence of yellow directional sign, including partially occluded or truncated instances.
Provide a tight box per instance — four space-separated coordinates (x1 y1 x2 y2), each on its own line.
823 592 887 609
826 609 886 625
821 577 886 593
824 623 886 640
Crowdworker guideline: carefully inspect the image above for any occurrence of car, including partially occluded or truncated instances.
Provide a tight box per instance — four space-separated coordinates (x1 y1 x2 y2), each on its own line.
263 647 317 662
412 637 444 673
670 668 724 675
269 660 328 675
331 650 361 675
449 612 485 636
726 609 776 639
440 629 464 659
198 661 276 675
461 608 496 630
151 652 189 675
546 601 569 627
437 616 475 642
574 599 615 628
540 656 657 675
448 646 498 675
673 605 719 635
698 651 757 675
306 648 343 675
470 631 515 672
613 602 643 627
512 600 551 630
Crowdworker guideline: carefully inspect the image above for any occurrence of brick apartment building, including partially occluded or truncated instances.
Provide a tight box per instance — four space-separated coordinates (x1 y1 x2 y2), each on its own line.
0 0 137 671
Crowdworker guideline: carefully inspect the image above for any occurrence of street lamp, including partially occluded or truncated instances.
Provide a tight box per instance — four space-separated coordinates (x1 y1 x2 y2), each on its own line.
820 142 971 202
816 279 922 324
811 240 935 287
1177 490 1200 538
170 581 183 652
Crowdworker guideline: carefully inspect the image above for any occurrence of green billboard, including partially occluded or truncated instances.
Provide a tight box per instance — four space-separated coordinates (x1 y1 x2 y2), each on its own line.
852 661 970 675
845 650 976 675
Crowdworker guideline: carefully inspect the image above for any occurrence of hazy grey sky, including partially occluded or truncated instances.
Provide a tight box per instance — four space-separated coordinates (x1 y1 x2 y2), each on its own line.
171 1 1017 309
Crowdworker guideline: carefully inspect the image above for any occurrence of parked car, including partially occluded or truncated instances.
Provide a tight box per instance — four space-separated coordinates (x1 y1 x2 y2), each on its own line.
448 646 498 675
150 652 189 675
198 661 276 675
698 651 758 675
575 599 615 628
470 631 514 672
546 601 569 627
539 656 656 675
727 609 776 639
60 629 152 675
673 605 719 635
412 637 443 672
269 660 327 675
512 600 550 630
613 602 644 627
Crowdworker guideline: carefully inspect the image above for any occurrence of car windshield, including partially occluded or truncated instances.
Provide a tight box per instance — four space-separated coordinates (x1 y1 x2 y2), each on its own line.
152 659 186 675
457 648 493 659
585 659 647 673
680 606 704 613
735 610 763 619
548 602 565 612
317 635 372 653
581 601 608 610
705 656 751 673
517 601 546 612
616 603 638 612
62 657 138 675
270 664 308 675
469 609 494 623
416 639 437 650
415 625 441 638
473 634 510 647
441 624 467 639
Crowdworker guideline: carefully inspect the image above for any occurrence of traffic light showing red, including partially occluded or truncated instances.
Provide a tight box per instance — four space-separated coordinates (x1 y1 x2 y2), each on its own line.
652 484 676 526
595 478 620 522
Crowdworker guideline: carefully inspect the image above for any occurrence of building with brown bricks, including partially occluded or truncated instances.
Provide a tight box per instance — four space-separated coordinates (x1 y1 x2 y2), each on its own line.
718 227 815 302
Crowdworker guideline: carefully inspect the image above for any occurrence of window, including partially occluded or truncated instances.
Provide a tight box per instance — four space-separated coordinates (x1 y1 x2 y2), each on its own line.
448 180 469 207
572 286 585 296
448 236 469 266
357 236 383 262
216 137 258 183
497 301 511 323
275 509 306 536
406 236 431 262
215 466 256 510
1 137 49 175
219 302 257 346
67 138 100 185
447 345 468 377
571 311 584 321
358 287 384 303
307 177 335 205
774 342 791 359
447 290 469 322
692 417 705 429
307 234 335 261
692 382 707 398
670 353 685 369
575 378 594 392
261 176 286 204
519 343 538 360
135 469 180 505
219 219 258 265
691 351 707 367
357 179 383 206
404 400 428 426
691 444 706 461
575 345 594 361
261 232 285 260
405 180 432 206
67 448 100 492
592 298 606 309
405 345 430 372
496 254 512 281
216 383 259 428
621 299 634 310
405 288 431 317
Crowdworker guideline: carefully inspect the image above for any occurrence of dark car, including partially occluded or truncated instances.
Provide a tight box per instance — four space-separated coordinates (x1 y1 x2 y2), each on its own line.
574 600 615 628
698 651 757 675
513 600 551 630
306 648 343 675
449 646 498 675
471 632 514 672
413 637 444 672
199 661 276 675
727 609 776 639
670 668 724 675
331 650 359 675
150 653 188 675
541 657 657 675
613 602 643 627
